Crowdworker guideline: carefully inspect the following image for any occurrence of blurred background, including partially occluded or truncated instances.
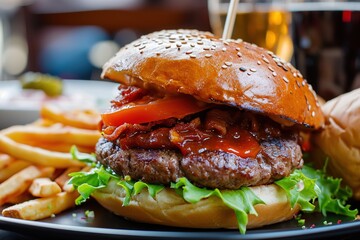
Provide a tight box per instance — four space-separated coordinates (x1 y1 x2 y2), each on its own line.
0 0 211 81
0 0 359 100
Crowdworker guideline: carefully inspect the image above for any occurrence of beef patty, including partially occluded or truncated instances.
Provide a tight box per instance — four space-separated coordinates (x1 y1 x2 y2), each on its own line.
97 108 304 189
96 135 303 189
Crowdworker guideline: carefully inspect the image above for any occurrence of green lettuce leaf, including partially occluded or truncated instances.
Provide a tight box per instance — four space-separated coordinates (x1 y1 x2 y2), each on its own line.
70 146 97 165
68 165 118 205
171 177 264 234
275 165 358 218
69 148 358 234
301 165 357 217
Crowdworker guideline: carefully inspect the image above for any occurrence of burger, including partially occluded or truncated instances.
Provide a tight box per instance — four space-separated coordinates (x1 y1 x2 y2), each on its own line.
69 29 357 233
312 88 360 200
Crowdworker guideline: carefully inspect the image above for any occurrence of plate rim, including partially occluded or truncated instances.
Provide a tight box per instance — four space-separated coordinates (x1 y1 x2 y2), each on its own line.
1 214 360 239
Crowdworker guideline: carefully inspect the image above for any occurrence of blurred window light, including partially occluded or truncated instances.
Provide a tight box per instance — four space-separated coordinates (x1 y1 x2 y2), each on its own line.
0 18 3 78
89 40 119 69
0 0 26 11
3 36 28 76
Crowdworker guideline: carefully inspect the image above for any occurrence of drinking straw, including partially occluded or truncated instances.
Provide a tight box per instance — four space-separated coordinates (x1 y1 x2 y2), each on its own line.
222 0 239 39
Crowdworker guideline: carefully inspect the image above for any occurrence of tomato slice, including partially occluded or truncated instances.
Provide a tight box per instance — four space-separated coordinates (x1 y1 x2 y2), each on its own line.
101 95 210 126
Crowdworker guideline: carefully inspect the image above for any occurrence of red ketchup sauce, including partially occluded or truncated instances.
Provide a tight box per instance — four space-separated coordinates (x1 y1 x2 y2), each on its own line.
171 125 261 158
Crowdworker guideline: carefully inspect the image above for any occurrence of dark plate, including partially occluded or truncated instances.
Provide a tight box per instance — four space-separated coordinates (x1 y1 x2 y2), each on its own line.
0 199 359 240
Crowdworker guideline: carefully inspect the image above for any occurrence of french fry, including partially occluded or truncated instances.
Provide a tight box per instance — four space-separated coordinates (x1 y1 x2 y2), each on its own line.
0 159 30 183
0 166 54 206
29 178 62 197
0 106 100 220
2 125 100 148
0 134 85 168
41 104 100 130
31 118 57 127
7 140 94 154
0 153 15 169
2 191 79 220
7 192 33 205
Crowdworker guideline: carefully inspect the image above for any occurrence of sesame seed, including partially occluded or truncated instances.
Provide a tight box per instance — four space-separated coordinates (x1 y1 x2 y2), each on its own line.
176 43 182 48
222 47 227 52
302 80 306 86
169 36 176 40
282 65 289 71
186 50 193 54
190 54 196 58
181 41 187 44
156 52 161 56
268 66 275 72
293 72 297 77
308 104 311 111
262 57 270 63
165 44 171 49
296 81 301 88
236 47 240 51
282 76 289 83
297 72 303 78
205 54 212 58
197 40 204 45
239 67 247 72
211 46 216 50
203 46 210 50
277 62 283 67
272 72 277 76
257 61 261 65
221 65 228 69
312 111 315 117
237 52 242 57
223 41 229 45
140 51 144 54
139 45 146 50
250 68 257 72
247 72 252 76
134 43 141 47
169 40 175 43
190 43 195 47
224 62 232 66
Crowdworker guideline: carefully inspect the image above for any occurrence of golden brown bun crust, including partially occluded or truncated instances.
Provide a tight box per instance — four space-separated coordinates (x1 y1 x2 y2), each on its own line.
92 180 299 229
102 29 324 129
313 88 360 200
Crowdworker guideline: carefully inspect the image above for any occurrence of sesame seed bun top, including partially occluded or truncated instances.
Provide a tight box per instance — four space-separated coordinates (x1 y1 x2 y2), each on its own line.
102 29 324 129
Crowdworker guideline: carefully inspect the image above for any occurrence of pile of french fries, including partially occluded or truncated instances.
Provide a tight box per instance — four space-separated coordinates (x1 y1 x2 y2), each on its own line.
0 103 101 220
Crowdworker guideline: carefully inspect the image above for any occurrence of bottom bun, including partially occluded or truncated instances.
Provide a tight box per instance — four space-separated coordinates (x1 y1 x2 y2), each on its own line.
92 179 299 229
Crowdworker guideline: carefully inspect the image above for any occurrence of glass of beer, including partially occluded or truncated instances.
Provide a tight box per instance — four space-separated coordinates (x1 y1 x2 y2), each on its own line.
208 0 360 100
208 0 293 62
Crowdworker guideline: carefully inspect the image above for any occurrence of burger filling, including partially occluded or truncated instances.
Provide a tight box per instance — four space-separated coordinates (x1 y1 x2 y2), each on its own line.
97 85 303 189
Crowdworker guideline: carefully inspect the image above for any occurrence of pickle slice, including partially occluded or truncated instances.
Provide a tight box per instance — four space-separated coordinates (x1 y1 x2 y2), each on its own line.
20 72 63 97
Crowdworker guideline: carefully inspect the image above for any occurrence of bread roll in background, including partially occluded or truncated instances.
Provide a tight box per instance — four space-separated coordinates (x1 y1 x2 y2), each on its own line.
312 88 360 200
